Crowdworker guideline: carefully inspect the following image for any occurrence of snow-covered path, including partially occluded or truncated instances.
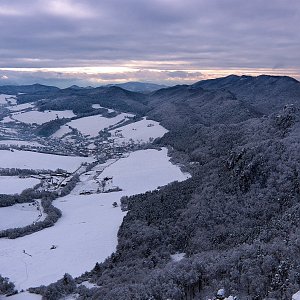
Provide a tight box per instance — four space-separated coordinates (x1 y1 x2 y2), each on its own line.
0 148 190 291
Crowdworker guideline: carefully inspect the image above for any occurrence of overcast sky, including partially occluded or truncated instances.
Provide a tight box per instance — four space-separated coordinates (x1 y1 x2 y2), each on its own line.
0 0 299 87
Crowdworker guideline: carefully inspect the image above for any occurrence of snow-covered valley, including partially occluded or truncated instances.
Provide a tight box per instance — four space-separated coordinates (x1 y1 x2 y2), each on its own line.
0 148 189 291
0 94 190 298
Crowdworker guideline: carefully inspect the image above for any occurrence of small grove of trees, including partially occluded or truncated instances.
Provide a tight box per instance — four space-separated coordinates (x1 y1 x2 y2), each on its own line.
28 273 76 300
59 174 80 197
0 167 52 176
0 187 50 208
35 118 69 137
0 275 16 296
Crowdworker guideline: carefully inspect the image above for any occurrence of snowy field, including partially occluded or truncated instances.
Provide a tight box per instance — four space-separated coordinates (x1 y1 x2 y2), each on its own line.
51 124 72 138
171 253 185 262
92 104 115 113
293 291 300 300
0 140 43 147
66 113 133 137
6 96 17 105
0 150 93 172
8 103 35 111
0 116 15 123
0 148 189 291
0 293 42 300
110 117 168 144
0 94 9 104
92 104 101 109
0 94 16 105
12 110 75 124
0 176 40 194
0 200 45 231
73 158 123 195
99 148 189 195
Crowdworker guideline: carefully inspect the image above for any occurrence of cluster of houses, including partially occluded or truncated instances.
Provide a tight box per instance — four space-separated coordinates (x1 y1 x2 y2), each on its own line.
32 171 71 192
79 176 117 195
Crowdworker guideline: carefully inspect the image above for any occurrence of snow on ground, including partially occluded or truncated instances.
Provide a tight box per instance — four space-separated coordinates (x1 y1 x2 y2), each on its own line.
51 124 72 138
1 116 15 123
0 148 189 291
79 281 98 289
66 113 132 137
0 127 17 134
87 143 96 149
171 253 185 262
92 104 115 113
92 104 101 109
0 200 45 231
0 292 42 300
0 176 40 194
72 158 119 195
0 150 93 172
0 94 9 104
0 140 43 147
12 110 75 125
8 103 35 111
6 97 17 105
0 94 16 105
99 148 190 195
293 291 300 300
110 117 168 144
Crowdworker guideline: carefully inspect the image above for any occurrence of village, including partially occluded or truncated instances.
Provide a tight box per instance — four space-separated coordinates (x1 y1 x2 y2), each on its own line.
0 97 160 199
0 92 187 298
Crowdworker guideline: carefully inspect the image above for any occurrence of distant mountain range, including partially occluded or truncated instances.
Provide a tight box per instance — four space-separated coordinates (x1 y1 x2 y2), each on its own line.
2 75 300 119
0 81 166 95
105 81 167 93
0 83 59 95
2 74 300 133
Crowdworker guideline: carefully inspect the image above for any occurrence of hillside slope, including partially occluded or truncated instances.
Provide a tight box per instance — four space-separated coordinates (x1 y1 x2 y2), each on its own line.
84 76 300 299
192 74 300 115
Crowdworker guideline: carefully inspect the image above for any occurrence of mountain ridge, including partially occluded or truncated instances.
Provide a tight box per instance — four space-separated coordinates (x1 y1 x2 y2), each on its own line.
105 81 167 93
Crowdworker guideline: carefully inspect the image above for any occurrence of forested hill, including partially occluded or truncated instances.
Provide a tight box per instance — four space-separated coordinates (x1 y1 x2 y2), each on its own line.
147 84 261 127
0 83 59 95
147 75 300 125
192 74 300 115
5 75 300 122
17 85 148 115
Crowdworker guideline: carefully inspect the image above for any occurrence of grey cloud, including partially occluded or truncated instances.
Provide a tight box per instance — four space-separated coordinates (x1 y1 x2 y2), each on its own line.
0 68 206 87
0 70 92 87
0 0 299 84
166 71 203 79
